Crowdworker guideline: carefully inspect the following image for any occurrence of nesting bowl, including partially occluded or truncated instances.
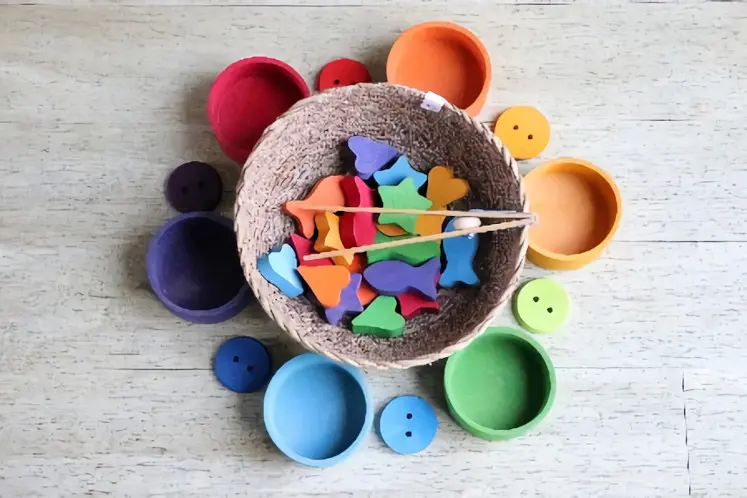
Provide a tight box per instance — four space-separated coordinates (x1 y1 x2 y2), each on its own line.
146 212 252 323
263 353 372 467
387 22 491 117
235 83 527 369
525 158 621 270
208 57 310 165
444 327 556 440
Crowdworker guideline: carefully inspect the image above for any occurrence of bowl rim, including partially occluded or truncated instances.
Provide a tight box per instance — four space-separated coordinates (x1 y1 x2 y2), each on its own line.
443 326 556 440
385 21 492 115
263 353 374 467
146 211 252 323
525 157 622 261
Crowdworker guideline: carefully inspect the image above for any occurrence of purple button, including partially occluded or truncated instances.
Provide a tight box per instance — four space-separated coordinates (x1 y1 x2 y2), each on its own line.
166 161 223 213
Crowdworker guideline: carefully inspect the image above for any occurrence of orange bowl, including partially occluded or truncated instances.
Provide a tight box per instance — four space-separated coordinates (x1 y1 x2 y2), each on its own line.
386 22 491 117
525 158 621 270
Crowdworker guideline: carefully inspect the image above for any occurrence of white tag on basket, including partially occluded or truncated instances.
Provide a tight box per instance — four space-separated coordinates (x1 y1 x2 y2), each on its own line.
420 91 446 112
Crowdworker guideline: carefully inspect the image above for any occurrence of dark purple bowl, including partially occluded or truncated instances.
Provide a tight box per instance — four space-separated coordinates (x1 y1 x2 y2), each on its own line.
146 212 251 324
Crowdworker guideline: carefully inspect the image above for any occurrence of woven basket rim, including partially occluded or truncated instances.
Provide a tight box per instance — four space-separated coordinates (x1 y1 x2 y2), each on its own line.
234 83 528 369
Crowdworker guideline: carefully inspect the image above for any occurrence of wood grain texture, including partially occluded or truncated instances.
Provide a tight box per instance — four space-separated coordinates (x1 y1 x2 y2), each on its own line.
1 2 746 496
0 367 688 496
0 0 715 5
685 371 747 497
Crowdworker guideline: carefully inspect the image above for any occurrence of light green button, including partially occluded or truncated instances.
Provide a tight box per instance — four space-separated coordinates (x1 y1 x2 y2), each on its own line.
513 278 569 334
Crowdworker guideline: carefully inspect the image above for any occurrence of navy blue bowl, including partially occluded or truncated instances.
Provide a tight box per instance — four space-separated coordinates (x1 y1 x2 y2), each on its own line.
146 212 251 324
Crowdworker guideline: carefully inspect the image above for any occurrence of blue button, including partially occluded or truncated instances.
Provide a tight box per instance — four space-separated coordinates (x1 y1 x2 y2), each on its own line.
379 395 438 454
213 336 271 393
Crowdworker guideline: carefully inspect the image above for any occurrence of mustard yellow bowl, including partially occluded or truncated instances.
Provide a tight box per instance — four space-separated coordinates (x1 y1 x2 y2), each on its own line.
525 158 621 270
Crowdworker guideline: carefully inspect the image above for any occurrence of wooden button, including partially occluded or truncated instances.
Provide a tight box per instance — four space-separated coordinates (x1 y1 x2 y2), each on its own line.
378 395 438 454
513 278 569 334
317 59 372 91
494 106 550 160
213 336 271 393
166 161 223 213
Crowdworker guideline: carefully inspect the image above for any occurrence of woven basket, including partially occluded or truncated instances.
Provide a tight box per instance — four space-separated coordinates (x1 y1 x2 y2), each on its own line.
235 83 528 369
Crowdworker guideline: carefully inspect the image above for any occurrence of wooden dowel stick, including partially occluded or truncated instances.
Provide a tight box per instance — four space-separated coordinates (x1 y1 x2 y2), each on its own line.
304 218 535 261
285 202 533 220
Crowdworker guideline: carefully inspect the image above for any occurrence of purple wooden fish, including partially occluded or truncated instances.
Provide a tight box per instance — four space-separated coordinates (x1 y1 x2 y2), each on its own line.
363 258 440 300
325 273 364 325
347 136 399 180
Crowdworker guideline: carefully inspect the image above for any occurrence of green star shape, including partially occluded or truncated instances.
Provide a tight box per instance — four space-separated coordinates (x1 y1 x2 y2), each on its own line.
378 177 433 233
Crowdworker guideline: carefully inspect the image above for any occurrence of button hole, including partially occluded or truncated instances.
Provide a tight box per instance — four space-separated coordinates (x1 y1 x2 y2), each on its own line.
528 134 534 140
406 413 412 419
513 125 519 130
197 181 205 188
246 365 254 372
232 356 239 362
533 296 539 302
181 186 188 194
547 307 553 313
333 79 340 85
405 431 412 438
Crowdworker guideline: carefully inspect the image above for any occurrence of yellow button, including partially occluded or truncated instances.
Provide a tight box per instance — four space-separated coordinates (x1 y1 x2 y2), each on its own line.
494 106 550 160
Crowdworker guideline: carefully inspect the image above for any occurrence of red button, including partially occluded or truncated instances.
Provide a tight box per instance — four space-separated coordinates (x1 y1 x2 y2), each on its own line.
317 59 372 91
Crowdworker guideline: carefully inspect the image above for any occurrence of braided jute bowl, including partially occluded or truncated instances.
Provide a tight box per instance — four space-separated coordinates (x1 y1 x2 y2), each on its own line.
235 83 528 369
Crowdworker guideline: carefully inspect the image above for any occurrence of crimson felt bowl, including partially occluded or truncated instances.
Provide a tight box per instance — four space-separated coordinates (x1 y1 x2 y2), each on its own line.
146 212 252 324
207 57 310 166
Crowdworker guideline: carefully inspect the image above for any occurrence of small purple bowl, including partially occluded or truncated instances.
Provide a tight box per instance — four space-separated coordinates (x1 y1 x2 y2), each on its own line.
146 212 252 324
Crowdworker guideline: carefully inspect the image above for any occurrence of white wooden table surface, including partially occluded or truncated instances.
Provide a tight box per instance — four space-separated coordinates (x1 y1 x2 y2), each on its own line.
1 1 746 496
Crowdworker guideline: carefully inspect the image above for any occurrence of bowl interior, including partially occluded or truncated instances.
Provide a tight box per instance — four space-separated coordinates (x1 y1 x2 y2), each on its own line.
236 83 524 366
153 216 245 310
268 358 368 461
526 160 619 255
445 328 554 432
388 24 488 110
209 59 308 164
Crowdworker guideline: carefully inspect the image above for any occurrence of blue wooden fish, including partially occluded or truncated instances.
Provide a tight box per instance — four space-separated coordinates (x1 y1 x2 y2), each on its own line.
440 217 480 288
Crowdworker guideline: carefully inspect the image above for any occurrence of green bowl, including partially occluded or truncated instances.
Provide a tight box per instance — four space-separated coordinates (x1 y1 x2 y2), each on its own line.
444 327 556 441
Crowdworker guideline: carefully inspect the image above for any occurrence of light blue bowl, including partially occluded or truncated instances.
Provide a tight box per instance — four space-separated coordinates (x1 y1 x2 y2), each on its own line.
263 354 373 467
